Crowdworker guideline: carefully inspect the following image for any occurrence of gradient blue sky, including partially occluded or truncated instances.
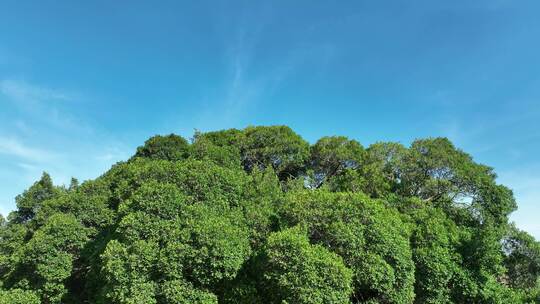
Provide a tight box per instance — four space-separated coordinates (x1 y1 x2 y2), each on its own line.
0 1 539 238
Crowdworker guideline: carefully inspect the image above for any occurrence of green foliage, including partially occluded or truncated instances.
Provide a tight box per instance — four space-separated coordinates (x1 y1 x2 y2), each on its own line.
0 288 40 304
280 191 415 303
190 135 242 169
36 181 114 231
194 128 244 148
309 136 365 189
241 167 283 247
262 227 353 304
0 223 28 283
160 280 217 304
361 142 408 197
134 134 190 161
241 126 310 180
98 179 251 303
503 225 540 289
2 213 89 303
14 172 58 223
0 126 536 303
406 202 461 303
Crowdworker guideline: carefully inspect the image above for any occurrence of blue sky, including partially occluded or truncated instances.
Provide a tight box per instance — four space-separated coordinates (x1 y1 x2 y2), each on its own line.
0 0 539 238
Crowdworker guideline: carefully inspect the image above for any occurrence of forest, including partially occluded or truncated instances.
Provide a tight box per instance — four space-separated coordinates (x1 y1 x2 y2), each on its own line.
0 125 538 304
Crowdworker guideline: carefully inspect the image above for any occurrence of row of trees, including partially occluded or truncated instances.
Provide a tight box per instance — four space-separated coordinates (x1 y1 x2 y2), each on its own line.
0 125 538 303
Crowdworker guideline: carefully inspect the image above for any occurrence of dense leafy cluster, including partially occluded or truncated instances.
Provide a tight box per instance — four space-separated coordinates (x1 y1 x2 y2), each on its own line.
0 126 538 303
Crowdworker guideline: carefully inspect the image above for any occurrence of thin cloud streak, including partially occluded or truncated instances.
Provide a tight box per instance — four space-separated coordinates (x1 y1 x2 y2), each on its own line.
0 79 96 137
0 136 56 162
194 20 329 130
0 79 71 105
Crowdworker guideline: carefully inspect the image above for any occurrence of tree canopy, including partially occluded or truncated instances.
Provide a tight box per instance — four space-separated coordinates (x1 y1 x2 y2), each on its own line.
0 125 538 304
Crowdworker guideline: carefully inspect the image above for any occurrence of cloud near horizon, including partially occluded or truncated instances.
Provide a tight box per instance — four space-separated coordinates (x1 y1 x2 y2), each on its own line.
0 79 133 216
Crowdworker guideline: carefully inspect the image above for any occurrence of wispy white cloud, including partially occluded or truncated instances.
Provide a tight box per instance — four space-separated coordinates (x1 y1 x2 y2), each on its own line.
195 19 335 130
0 79 93 134
193 26 271 128
0 136 56 162
0 79 71 106
0 79 132 217
218 24 271 121
17 162 39 172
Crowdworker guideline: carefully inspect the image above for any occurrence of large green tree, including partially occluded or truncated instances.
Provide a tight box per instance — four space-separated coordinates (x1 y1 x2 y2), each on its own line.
0 126 536 304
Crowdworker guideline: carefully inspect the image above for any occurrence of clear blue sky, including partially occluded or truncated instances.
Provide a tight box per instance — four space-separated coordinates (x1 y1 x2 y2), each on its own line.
0 1 539 238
